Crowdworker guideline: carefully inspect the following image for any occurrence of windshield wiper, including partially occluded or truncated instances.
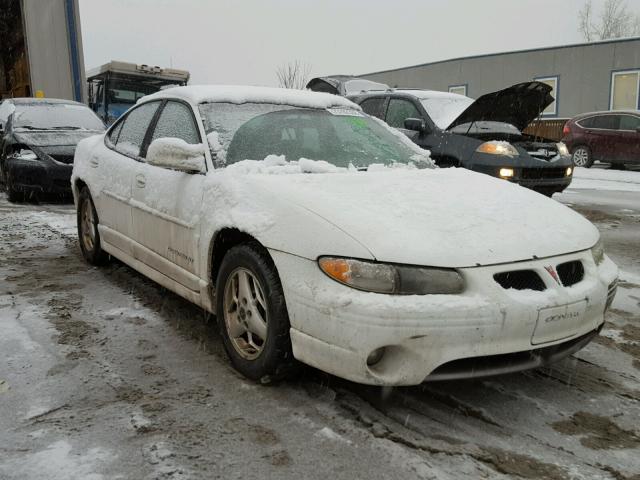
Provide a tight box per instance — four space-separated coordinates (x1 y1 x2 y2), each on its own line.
15 126 51 130
49 126 83 130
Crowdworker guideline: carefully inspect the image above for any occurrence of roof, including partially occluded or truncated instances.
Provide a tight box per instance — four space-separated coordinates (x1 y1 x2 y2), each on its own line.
4 97 85 106
141 85 361 110
360 36 640 77
87 60 190 82
393 89 470 100
573 109 640 118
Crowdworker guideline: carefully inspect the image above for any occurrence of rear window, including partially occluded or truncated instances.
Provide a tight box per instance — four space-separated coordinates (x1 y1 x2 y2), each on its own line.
12 103 105 131
579 115 619 130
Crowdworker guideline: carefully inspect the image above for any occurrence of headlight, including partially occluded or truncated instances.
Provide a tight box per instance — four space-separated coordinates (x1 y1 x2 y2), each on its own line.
476 142 518 157
566 166 573 176
318 257 465 295
10 149 39 161
591 238 605 266
499 168 514 178
557 142 569 156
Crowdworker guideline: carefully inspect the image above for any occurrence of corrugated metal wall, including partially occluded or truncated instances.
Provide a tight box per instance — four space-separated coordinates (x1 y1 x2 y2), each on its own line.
21 0 85 102
361 38 640 118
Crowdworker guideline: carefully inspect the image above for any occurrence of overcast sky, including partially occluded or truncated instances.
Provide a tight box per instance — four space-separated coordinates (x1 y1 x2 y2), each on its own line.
78 0 628 86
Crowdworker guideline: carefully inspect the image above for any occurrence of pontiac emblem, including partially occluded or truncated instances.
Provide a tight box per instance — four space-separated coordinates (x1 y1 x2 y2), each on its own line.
544 266 561 285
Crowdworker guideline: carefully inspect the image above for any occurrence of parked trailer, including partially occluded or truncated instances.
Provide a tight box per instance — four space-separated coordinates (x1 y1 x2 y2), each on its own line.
0 0 85 102
87 61 190 125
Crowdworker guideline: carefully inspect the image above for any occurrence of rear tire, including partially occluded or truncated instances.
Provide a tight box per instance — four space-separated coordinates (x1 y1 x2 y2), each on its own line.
571 146 593 168
216 241 297 383
77 186 109 265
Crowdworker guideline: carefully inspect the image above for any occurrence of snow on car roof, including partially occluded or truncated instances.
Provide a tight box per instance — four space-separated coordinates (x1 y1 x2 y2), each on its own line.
141 85 361 110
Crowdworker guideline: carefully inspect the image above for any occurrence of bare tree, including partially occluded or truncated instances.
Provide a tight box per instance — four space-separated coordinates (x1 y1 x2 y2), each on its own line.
579 0 640 41
275 60 311 90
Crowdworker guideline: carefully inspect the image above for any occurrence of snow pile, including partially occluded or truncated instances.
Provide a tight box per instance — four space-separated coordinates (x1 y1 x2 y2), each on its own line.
141 85 360 111
569 167 640 192
223 155 427 175
0 100 16 123
206 131 226 164
147 138 205 172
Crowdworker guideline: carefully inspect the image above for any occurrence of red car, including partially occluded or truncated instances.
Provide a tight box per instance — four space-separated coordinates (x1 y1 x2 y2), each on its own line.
562 111 640 168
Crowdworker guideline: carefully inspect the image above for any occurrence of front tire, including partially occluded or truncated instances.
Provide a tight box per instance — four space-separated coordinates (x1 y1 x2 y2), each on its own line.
216 242 297 383
77 186 109 265
572 146 593 168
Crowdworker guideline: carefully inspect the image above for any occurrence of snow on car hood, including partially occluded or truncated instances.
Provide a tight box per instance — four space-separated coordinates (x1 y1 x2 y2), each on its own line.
233 167 598 268
13 130 103 147
446 81 554 132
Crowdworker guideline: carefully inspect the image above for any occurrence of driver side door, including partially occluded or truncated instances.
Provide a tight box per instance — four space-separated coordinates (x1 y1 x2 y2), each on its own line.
130 100 206 293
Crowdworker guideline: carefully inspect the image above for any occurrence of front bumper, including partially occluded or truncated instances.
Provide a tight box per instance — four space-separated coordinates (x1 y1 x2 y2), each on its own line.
6 157 73 195
271 249 618 386
467 152 573 194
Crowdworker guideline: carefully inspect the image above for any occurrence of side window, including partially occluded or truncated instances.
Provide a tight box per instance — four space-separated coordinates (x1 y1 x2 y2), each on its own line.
618 115 640 131
151 101 200 144
107 120 124 145
114 102 160 158
578 117 595 128
386 98 422 129
590 115 619 130
360 98 386 120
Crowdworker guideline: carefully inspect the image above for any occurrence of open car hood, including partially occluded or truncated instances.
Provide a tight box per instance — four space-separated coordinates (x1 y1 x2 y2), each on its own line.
446 81 554 132
306 76 389 96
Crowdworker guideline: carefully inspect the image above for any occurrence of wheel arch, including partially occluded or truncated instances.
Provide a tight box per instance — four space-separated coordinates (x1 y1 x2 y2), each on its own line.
208 228 272 287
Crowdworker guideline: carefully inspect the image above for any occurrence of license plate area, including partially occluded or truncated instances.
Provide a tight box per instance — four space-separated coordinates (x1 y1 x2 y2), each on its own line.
532 300 587 345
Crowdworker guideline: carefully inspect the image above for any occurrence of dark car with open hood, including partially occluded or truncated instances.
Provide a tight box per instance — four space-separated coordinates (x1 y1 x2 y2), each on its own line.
0 98 105 202
339 81 574 196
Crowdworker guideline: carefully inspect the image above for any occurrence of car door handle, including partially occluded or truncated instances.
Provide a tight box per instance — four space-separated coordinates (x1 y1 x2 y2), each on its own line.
89 157 99 168
135 174 146 188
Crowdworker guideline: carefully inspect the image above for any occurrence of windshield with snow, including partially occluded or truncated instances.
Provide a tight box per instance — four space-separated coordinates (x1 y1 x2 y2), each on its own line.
198 103 431 169
13 103 105 131
419 95 475 130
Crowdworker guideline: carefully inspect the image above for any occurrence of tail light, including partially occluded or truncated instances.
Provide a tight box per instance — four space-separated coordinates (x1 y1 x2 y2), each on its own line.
562 122 571 135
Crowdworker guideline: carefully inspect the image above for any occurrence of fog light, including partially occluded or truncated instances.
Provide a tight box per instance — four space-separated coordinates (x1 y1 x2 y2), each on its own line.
566 167 573 176
499 168 514 178
366 347 386 366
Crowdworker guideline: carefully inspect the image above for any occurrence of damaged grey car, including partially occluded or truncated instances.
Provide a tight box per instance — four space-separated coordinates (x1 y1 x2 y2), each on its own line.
0 98 105 202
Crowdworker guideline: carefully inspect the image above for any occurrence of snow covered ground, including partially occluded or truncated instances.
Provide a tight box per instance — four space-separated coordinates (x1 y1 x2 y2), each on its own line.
0 165 638 479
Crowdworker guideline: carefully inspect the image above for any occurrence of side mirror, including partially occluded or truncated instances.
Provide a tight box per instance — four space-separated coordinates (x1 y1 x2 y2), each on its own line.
146 138 206 173
404 118 426 133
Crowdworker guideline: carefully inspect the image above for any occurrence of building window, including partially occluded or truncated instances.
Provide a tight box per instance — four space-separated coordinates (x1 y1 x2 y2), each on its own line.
535 76 558 116
610 70 640 110
448 85 467 96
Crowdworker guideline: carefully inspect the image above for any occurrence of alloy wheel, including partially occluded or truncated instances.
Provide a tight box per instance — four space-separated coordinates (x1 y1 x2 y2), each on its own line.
223 267 269 360
572 147 589 167
80 197 96 252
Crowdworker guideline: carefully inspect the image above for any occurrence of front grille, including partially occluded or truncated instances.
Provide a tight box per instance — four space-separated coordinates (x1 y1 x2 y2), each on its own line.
50 154 74 165
494 270 546 291
520 167 566 180
556 260 584 287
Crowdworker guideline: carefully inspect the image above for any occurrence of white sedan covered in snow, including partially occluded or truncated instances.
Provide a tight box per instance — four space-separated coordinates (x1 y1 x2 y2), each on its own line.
72 86 618 386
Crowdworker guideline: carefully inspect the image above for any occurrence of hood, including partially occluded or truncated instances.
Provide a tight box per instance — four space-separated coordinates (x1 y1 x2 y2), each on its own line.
446 82 554 132
13 129 103 147
306 76 389 96
242 168 597 268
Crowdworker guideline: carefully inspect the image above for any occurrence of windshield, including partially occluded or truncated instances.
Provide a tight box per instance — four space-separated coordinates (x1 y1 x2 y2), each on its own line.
419 95 475 129
198 103 431 169
13 103 105 131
